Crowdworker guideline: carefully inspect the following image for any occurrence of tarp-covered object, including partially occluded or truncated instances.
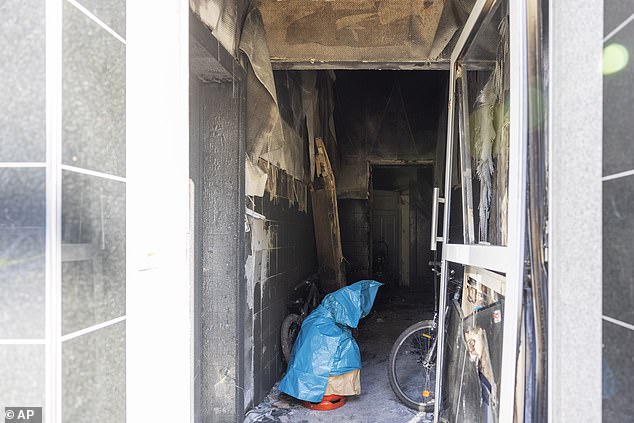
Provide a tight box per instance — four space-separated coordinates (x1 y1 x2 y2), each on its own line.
279 280 382 402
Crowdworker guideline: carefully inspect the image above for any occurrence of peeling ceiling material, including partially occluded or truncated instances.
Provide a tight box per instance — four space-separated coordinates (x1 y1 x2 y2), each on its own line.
240 8 310 209
190 0 241 55
258 0 472 65
261 159 309 212
261 71 308 179
240 6 285 160
240 5 339 211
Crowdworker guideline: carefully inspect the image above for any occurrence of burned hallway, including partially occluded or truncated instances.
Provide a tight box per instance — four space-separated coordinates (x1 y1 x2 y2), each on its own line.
186 0 538 419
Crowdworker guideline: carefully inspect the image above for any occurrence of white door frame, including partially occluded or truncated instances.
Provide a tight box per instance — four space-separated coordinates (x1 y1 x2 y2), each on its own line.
127 1 194 422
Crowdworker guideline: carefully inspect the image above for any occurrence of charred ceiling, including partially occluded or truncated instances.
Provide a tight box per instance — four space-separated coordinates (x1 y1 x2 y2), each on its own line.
190 0 476 69
258 0 476 69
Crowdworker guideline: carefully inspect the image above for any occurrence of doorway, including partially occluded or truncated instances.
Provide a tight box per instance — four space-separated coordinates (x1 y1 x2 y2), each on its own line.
370 165 434 292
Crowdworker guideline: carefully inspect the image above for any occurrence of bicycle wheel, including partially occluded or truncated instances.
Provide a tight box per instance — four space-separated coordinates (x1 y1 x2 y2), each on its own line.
388 320 437 412
280 314 302 363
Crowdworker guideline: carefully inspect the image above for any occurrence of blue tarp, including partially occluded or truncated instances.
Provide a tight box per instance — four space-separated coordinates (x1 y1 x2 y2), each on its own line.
279 280 382 402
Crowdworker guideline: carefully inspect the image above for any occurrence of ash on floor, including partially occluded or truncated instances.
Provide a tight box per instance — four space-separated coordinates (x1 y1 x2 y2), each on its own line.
245 287 435 423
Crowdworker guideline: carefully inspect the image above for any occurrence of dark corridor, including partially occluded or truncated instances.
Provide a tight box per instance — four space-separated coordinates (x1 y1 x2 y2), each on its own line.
332 70 446 305
244 69 448 419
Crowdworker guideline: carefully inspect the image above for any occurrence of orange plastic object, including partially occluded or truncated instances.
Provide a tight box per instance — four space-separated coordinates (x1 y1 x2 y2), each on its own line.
301 394 347 411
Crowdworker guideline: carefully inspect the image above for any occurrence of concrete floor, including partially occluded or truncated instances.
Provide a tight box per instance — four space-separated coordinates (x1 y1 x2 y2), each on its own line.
245 286 436 423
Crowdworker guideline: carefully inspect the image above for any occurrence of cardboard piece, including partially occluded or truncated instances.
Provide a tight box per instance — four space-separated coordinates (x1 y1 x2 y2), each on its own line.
325 369 361 396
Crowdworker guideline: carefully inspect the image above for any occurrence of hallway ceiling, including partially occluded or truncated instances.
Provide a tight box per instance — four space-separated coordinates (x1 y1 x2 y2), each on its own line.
257 0 476 69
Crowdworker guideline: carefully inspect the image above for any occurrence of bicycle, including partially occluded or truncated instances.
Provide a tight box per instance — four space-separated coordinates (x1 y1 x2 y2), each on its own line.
280 275 321 363
387 262 461 411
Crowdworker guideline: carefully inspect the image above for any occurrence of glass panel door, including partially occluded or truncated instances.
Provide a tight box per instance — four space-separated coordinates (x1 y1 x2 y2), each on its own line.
432 0 527 421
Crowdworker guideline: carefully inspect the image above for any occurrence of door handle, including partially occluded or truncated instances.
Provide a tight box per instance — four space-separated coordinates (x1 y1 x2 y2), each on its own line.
430 187 445 251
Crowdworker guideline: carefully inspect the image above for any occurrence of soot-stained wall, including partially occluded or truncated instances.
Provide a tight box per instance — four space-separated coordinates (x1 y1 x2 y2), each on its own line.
245 72 319 407
190 76 246 422
246 193 317 406
339 199 371 281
